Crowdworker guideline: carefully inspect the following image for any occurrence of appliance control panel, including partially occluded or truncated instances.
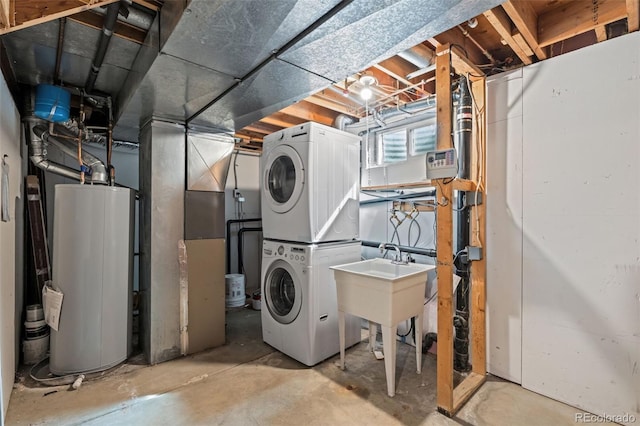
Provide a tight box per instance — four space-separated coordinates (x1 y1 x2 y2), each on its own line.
263 244 306 262
426 148 458 180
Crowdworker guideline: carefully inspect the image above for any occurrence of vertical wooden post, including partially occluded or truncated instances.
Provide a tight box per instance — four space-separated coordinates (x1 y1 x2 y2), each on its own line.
435 44 454 416
470 77 487 376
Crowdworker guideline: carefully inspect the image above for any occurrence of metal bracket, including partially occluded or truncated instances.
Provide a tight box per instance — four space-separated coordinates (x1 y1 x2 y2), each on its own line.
464 191 483 207
466 246 483 261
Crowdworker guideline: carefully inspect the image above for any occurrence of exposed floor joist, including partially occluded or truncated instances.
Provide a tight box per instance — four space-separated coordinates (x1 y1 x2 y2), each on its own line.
483 7 533 65
68 10 147 44
537 0 626 47
502 0 548 60
628 0 640 31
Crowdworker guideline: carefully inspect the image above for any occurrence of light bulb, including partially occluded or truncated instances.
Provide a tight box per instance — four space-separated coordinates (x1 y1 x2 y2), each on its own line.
360 86 373 101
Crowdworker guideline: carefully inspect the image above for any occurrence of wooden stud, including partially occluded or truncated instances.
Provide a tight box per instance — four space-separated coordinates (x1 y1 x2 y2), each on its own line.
627 0 640 31
502 1 548 60
537 0 626 47
435 43 454 416
0 0 9 29
595 25 608 42
483 7 533 65
470 77 487 378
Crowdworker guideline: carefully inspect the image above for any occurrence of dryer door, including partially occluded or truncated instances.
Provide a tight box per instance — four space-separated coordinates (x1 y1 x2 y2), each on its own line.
264 259 302 324
264 145 304 213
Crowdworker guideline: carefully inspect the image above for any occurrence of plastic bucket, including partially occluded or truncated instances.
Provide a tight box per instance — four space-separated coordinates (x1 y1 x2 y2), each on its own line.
225 274 246 308
34 84 71 122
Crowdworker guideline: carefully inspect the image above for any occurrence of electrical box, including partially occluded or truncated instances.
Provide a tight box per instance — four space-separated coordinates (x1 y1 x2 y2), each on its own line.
426 148 458 180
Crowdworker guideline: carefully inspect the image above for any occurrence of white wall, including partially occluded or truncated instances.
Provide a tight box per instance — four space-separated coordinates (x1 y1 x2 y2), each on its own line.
487 32 640 420
0 72 22 419
486 68 524 383
225 152 261 294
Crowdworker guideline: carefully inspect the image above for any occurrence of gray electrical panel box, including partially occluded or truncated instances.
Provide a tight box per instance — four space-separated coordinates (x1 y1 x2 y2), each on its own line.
426 148 458 179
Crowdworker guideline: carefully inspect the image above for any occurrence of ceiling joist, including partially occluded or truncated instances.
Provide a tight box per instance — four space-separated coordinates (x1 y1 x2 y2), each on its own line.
502 0 548 60
68 10 147 44
280 101 340 126
483 7 533 65
0 0 120 35
537 0 627 48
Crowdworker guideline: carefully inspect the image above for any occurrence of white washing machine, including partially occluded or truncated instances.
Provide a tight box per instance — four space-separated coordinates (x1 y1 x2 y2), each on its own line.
261 239 362 366
260 122 361 243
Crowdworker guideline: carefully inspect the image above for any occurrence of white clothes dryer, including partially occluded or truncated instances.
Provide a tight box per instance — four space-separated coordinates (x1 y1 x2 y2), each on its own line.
261 239 361 366
260 122 360 243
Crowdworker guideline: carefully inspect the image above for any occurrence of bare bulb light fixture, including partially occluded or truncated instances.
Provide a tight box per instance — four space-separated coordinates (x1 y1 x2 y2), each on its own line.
359 74 377 101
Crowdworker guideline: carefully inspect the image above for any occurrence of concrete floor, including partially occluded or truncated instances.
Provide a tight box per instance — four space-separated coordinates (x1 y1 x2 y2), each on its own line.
6 309 605 426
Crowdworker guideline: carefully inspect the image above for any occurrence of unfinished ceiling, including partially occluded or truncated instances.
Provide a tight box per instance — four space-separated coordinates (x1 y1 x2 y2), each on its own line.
0 0 638 148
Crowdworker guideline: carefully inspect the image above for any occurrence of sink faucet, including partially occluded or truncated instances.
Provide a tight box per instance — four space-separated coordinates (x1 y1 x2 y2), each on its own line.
379 243 406 264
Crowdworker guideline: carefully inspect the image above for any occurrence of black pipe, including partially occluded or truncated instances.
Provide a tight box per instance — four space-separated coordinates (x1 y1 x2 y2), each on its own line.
85 2 121 94
360 240 436 258
454 75 473 373
226 218 261 274
54 18 66 84
238 227 263 274
360 190 436 205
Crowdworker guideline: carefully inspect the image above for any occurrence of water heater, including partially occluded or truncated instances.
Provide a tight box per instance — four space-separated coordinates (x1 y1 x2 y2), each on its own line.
50 184 134 375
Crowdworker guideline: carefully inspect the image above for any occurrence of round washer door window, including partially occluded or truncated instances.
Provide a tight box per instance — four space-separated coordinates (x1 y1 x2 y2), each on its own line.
264 260 302 324
264 145 304 213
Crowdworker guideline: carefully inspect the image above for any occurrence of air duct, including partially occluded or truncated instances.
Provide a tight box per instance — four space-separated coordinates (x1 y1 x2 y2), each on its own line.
27 119 108 184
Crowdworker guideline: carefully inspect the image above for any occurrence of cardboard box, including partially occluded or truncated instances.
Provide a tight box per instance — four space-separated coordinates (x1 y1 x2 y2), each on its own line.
185 239 225 354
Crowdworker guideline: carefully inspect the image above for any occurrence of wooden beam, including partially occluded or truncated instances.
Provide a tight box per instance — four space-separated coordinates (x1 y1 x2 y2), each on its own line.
259 112 306 129
483 7 533 65
453 373 486 412
235 130 265 141
512 30 534 57
131 0 161 12
470 77 487 379
435 43 454 417
280 101 339 126
68 10 147 44
1 0 119 36
595 25 608 42
450 45 484 77
372 64 431 96
538 0 627 47
243 122 282 136
502 1 548 60
305 93 361 116
628 0 640 31
361 181 434 191
0 0 9 29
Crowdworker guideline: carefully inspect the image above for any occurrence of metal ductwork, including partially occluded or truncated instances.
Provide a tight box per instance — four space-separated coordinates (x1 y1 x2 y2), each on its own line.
114 0 502 140
26 118 108 184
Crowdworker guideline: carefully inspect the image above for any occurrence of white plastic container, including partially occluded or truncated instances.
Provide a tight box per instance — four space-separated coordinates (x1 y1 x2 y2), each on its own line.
225 274 245 308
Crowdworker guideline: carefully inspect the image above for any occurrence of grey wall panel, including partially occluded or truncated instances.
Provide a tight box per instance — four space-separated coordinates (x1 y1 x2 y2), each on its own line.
140 120 186 364
185 191 225 240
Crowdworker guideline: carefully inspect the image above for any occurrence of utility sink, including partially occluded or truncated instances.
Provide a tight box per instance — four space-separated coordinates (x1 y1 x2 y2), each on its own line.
330 258 435 397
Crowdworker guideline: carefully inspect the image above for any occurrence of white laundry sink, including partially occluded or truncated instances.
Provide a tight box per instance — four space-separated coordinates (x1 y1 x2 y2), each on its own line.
330 258 433 326
330 258 434 397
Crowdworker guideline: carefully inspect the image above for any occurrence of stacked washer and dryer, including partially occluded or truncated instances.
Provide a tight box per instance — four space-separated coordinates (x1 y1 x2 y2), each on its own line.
260 122 362 366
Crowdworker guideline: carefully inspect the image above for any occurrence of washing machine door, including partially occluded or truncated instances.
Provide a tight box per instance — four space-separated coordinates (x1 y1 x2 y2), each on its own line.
263 145 304 213
264 259 302 324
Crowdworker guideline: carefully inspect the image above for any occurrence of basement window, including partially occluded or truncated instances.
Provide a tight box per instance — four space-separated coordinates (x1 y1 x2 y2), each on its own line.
410 124 436 155
380 129 408 163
